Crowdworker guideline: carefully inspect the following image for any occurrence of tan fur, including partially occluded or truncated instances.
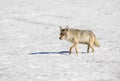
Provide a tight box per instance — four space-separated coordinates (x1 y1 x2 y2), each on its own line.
59 25 100 55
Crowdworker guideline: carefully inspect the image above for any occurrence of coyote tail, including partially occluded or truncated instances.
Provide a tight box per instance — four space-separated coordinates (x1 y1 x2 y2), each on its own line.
94 38 100 47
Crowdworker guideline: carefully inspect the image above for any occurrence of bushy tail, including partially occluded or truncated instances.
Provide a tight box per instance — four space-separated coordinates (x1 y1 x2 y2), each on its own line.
94 38 100 47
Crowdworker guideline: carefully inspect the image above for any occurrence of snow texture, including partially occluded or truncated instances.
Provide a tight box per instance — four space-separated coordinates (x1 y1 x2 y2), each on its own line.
0 0 120 81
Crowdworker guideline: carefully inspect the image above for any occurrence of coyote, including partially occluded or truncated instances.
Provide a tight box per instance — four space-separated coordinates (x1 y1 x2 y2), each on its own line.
59 25 100 55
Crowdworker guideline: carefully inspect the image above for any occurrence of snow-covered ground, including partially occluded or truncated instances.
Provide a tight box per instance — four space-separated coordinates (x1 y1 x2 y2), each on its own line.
0 0 120 81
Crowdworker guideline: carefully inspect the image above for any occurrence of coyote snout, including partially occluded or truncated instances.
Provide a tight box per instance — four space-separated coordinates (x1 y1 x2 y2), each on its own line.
59 37 61 40
59 25 100 55
59 37 62 40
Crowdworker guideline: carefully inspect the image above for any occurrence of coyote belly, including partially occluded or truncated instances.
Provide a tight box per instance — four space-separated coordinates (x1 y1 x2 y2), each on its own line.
59 25 100 55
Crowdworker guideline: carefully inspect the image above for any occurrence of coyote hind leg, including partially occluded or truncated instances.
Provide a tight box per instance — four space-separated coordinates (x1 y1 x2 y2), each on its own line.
89 38 95 53
90 46 94 53
87 44 90 53
89 43 94 53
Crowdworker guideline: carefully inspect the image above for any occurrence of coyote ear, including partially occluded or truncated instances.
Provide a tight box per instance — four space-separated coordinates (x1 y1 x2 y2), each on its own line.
59 26 63 30
65 25 69 31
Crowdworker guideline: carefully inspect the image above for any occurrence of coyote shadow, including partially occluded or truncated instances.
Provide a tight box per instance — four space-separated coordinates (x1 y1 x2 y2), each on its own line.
29 51 88 55
29 51 69 55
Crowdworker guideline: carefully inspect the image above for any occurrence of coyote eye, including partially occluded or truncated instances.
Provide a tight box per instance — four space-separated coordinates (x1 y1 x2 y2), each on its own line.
60 33 64 36
61 29 65 31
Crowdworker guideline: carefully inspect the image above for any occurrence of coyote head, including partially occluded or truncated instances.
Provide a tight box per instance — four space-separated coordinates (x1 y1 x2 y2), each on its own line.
59 25 69 40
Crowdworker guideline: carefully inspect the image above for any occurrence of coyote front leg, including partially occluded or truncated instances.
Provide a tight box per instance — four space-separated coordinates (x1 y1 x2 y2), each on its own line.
75 46 78 55
69 42 78 55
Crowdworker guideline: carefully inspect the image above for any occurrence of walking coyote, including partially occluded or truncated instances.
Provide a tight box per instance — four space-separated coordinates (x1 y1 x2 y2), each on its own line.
59 25 100 55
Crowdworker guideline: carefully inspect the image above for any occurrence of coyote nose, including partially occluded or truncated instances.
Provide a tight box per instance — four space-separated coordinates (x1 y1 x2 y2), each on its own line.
59 37 62 40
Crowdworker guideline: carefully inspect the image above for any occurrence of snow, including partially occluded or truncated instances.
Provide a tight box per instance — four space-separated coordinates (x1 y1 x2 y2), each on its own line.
0 0 120 81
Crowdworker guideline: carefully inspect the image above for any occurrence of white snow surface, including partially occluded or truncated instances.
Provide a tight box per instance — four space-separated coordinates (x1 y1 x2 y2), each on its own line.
0 0 120 81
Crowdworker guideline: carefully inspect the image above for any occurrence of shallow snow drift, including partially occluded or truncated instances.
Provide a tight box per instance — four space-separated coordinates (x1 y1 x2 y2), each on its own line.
0 0 120 81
